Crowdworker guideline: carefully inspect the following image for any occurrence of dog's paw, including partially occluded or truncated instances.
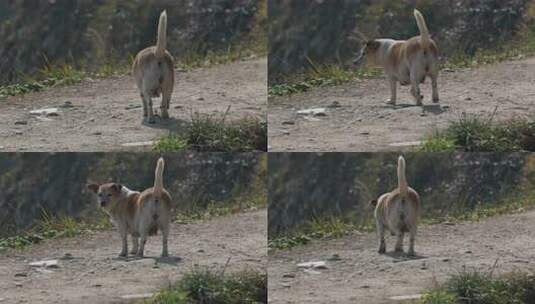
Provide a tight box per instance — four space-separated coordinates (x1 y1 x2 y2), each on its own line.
161 252 169 258
386 100 396 105
119 252 128 257
407 249 416 257
433 97 439 103
145 117 156 124
394 247 404 253
161 111 170 119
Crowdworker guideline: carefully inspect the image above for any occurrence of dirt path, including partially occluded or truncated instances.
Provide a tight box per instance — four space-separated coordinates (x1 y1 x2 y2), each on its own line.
269 57 535 152
0 209 266 304
269 210 535 304
0 58 266 152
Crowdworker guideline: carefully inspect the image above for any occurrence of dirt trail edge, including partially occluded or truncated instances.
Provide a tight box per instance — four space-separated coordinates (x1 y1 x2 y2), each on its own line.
269 210 535 304
269 57 535 152
0 210 266 304
0 58 266 152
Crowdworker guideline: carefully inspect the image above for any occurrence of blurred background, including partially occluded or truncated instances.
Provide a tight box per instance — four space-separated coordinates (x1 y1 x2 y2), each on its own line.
268 153 535 236
268 0 535 84
0 153 266 237
0 0 267 85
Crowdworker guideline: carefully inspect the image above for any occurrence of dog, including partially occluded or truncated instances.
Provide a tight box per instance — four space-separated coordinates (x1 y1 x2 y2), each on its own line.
353 9 439 106
132 11 175 124
87 157 172 258
370 156 420 256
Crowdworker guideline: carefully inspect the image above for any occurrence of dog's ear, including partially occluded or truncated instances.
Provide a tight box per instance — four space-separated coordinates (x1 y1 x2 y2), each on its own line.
111 183 122 193
369 199 378 207
87 183 99 194
366 40 381 50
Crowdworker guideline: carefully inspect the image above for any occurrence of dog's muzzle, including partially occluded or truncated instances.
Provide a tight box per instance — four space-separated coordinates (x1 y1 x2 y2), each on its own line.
100 201 108 207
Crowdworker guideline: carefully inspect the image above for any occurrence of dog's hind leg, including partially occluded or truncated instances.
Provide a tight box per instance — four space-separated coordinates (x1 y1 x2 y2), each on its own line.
387 77 397 105
160 221 169 257
410 67 424 106
161 87 171 119
376 218 386 254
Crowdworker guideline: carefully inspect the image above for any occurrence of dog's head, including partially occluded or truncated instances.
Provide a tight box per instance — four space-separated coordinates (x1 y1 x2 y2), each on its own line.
87 183 123 210
353 40 381 66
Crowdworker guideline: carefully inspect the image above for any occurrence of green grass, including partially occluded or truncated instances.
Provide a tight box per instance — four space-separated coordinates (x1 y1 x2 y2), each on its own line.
268 65 382 97
420 114 535 152
269 189 535 251
0 209 111 251
421 271 535 304
155 112 267 152
0 63 85 99
145 268 267 304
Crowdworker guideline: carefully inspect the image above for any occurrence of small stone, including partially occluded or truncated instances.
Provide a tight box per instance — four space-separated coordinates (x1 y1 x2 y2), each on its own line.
442 258 451 262
14 273 27 277
390 294 423 301
29 259 59 268
327 254 342 261
60 101 74 108
360 285 370 289
120 294 154 300
15 283 23 288
15 131 23 135
282 273 296 278
197 249 205 253
464 97 472 101
93 284 102 288
297 261 327 269
283 131 290 135
465 250 473 254
92 132 102 136
327 101 342 108
360 132 370 136
282 121 295 125
197 97 205 101
297 108 327 117
30 108 60 117
15 121 28 125
281 283 291 288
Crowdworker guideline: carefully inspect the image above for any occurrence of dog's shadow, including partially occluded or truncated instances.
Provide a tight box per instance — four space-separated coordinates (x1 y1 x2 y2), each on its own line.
113 255 182 266
384 251 427 262
142 116 188 132
382 103 445 115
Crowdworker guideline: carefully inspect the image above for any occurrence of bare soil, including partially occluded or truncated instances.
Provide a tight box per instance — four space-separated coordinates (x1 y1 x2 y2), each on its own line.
0 209 267 304
269 210 535 304
268 57 535 152
0 58 267 152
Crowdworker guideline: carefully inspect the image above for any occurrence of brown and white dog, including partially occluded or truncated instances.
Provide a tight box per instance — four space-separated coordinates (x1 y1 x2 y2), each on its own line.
132 11 175 124
353 9 439 106
87 158 172 258
370 156 420 256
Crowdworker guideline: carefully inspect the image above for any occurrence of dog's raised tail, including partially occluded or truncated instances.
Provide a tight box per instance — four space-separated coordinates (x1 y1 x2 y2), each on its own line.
414 9 431 49
153 157 165 197
397 156 409 197
155 10 168 58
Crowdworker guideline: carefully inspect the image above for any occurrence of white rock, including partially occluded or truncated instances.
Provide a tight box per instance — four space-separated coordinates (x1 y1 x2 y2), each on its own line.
30 108 60 116
389 294 423 301
297 108 327 116
29 259 59 268
121 141 155 147
389 141 422 147
120 293 154 300
297 261 327 269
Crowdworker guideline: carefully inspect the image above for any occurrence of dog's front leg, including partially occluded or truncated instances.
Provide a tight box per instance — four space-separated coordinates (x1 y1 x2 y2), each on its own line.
130 235 139 255
394 231 404 253
142 90 155 124
119 228 128 257
388 77 397 105
410 70 423 106
431 74 439 103
408 227 417 256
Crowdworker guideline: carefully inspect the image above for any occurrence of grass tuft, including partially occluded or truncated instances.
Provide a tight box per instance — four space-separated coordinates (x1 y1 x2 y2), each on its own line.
422 270 535 304
146 268 267 304
420 114 535 152
0 209 111 251
155 112 267 152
